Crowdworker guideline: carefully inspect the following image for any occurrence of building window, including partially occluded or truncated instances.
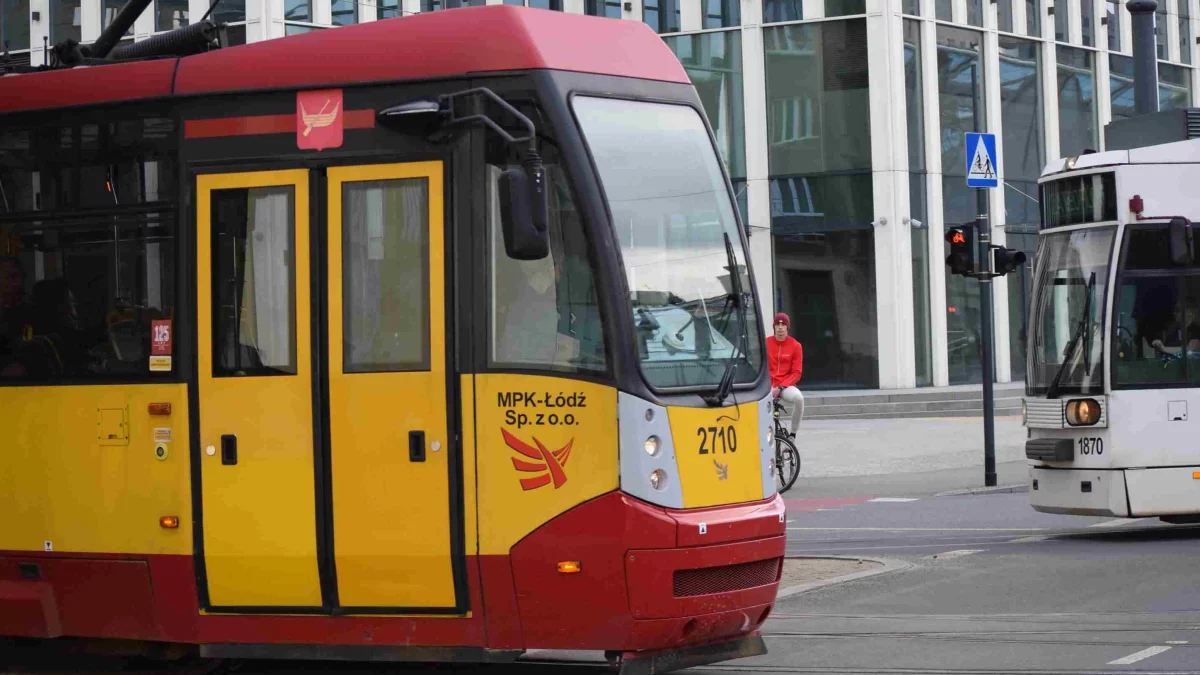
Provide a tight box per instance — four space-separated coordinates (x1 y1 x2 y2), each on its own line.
643 0 680 33
903 0 919 15
663 30 746 181
2 0 31 51
379 0 401 18
331 0 357 25
50 0 80 44
937 0 952 21
527 0 563 9
966 0 983 26
285 0 311 21
1057 46 1097 157
1081 0 1095 46
938 25 987 384
763 0 801 22
1107 0 1121 51
766 19 877 389
285 23 324 34
827 0 866 16
212 0 245 24
999 0 1014 32
1109 53 1136 121
156 0 189 31
1054 0 1068 42
999 36 1042 380
585 0 621 18
904 19 933 387
1026 0 1041 37
703 0 740 27
1160 61 1192 110
1180 0 1192 64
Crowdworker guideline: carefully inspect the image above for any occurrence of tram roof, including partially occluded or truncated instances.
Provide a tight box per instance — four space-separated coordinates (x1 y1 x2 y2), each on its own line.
1041 138 1200 180
0 5 690 116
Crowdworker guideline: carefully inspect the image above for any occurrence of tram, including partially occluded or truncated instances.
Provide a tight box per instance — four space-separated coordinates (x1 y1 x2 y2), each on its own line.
1024 1 1200 522
0 4 784 671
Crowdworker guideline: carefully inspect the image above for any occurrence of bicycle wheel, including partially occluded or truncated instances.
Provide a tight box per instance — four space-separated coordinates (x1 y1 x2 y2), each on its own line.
774 436 800 494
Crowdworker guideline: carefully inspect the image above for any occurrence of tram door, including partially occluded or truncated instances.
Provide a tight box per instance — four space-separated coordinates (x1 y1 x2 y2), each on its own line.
197 170 322 608
197 164 455 610
324 162 454 609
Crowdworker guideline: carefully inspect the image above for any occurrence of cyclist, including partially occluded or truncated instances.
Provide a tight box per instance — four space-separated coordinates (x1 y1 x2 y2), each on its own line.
767 312 803 440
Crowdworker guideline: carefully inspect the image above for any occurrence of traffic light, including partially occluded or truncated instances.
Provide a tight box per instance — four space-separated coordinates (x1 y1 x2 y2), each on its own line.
945 226 976 276
991 246 1027 276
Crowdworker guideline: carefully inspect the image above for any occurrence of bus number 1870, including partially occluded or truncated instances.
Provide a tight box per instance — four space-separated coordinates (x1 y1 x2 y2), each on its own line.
1078 437 1103 455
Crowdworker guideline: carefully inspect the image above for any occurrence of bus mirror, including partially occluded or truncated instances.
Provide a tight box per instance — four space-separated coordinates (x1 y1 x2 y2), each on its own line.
377 100 444 135
498 160 549 261
1169 217 1194 266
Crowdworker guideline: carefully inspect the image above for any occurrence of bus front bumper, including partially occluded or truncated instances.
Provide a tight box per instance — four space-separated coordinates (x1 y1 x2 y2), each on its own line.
1028 466 1130 517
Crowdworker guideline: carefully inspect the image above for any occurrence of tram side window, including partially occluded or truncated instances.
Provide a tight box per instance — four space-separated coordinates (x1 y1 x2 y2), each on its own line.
342 178 429 372
487 161 607 374
0 217 176 381
1113 228 1200 387
211 187 297 376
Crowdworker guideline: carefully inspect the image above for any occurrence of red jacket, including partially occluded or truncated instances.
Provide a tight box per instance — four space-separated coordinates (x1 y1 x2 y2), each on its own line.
767 335 803 388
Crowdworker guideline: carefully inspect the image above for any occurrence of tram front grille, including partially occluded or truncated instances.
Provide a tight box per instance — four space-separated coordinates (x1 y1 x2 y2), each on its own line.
672 557 782 598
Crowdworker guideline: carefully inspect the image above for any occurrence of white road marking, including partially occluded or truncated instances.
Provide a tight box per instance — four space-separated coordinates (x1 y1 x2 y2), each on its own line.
1088 517 1156 528
1107 645 1172 665
868 497 920 503
787 527 1046 532
931 549 984 560
1007 535 1051 543
1166 640 1189 644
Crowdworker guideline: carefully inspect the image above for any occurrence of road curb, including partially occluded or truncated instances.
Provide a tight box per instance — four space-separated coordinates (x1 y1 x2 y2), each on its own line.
774 555 912 599
935 483 1029 497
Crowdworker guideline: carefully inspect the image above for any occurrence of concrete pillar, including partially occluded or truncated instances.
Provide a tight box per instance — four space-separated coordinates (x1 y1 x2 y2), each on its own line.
741 0 774 334
921 18 949 387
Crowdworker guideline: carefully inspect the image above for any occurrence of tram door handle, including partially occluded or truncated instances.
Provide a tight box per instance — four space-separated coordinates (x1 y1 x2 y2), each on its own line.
221 434 238 465
409 431 426 463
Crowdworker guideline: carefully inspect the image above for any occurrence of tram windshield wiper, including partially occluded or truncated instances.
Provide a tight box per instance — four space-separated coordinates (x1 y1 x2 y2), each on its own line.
1046 272 1096 400
703 233 747 407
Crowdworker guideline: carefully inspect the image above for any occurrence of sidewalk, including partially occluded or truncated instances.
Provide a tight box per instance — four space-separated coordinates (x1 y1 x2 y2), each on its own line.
785 415 1029 498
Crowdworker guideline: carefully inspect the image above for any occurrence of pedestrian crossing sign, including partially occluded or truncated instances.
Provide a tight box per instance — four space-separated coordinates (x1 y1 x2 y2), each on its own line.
965 132 998 188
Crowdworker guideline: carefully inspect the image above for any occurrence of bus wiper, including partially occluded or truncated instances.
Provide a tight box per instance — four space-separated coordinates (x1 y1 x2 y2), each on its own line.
703 233 747 407
1046 272 1095 400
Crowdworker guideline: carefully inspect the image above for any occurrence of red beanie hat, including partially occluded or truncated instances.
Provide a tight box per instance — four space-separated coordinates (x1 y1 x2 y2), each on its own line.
773 312 790 327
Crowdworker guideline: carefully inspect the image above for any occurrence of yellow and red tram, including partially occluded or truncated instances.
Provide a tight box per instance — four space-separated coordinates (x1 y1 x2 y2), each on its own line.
0 5 785 671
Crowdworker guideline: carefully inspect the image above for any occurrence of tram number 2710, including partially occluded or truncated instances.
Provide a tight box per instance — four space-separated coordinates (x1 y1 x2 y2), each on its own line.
697 426 738 454
1078 437 1104 455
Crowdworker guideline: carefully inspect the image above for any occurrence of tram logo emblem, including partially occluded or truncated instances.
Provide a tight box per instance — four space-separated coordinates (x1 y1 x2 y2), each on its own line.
714 459 729 481
297 89 344 151
503 429 574 491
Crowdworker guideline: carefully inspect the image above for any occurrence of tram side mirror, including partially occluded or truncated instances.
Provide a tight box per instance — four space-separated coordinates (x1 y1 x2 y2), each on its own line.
1169 217 1194 266
498 160 549 261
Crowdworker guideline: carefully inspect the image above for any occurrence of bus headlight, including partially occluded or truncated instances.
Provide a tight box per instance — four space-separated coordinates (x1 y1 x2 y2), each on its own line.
649 469 667 491
644 436 660 457
1066 399 1101 426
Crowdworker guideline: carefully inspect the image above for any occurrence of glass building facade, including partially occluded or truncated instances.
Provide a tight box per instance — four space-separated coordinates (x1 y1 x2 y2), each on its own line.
5 0 1197 390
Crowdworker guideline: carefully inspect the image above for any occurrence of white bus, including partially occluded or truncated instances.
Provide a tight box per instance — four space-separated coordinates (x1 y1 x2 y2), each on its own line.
1025 132 1200 522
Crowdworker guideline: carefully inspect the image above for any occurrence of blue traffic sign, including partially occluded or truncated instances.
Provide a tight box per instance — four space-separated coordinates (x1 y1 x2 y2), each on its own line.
965 133 998 188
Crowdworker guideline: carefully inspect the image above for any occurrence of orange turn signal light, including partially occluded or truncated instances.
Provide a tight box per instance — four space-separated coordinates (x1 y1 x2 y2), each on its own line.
1193 472 1200 480
160 516 179 529
148 403 172 416
557 561 581 574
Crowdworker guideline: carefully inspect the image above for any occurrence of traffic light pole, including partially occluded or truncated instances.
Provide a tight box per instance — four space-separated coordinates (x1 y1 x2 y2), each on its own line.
975 206 998 488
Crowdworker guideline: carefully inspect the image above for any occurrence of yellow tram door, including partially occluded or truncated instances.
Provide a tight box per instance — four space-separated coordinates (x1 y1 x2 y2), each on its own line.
325 163 456 609
197 170 323 608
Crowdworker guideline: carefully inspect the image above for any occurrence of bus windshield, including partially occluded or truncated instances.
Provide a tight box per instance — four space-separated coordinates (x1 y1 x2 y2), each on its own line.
573 96 762 390
1027 226 1115 396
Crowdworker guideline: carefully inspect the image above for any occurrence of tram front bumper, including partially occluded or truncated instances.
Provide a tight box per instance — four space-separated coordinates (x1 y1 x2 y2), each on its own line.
1028 466 1130 517
508 491 786 652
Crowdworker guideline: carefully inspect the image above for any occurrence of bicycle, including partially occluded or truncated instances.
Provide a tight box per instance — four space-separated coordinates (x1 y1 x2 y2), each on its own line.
771 398 800 494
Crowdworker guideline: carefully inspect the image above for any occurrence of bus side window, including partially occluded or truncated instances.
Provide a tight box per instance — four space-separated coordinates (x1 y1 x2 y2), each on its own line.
487 163 606 373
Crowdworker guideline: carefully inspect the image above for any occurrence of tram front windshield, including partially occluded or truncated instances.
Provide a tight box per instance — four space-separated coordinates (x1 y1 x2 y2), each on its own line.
573 96 762 390
1027 226 1115 396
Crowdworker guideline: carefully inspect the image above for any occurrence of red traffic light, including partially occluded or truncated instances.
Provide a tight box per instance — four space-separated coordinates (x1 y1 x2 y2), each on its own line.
944 227 976 276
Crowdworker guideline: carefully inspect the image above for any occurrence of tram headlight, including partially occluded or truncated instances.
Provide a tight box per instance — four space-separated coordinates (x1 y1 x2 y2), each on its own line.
1065 398 1101 426
766 425 773 445
644 436 661 457
649 469 668 491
